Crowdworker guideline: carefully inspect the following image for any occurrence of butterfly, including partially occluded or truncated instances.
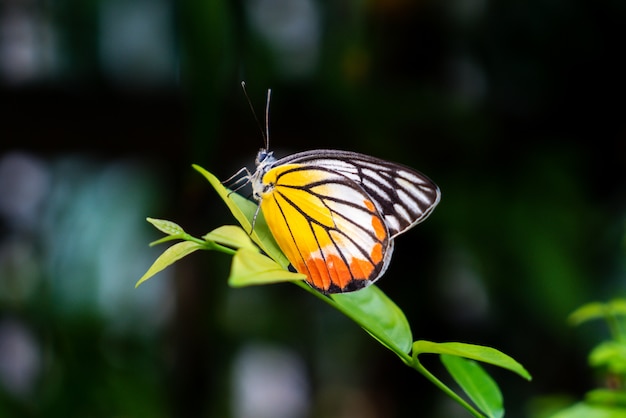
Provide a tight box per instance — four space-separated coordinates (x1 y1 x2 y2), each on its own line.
235 84 441 294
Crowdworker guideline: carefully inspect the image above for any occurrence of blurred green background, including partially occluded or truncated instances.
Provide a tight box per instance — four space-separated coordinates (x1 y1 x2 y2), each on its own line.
1 0 624 417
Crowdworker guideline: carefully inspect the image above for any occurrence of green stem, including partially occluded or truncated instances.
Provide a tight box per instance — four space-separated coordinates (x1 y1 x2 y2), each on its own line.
183 233 238 256
606 311 623 342
412 359 485 418
207 241 238 256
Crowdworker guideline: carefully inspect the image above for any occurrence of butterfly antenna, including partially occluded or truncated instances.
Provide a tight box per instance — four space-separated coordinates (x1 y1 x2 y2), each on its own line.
265 88 271 150
241 81 268 149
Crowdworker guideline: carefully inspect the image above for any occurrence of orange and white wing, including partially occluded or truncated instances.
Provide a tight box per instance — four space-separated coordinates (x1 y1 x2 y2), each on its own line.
258 163 393 294
277 150 441 238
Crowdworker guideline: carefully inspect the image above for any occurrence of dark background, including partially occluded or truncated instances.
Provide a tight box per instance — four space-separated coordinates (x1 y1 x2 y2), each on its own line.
1 0 624 417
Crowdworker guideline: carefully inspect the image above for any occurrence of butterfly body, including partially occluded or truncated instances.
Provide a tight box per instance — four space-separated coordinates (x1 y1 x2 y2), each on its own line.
250 148 440 294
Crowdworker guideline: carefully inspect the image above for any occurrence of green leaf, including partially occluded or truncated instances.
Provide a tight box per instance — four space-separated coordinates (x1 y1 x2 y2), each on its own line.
229 192 288 266
412 341 532 381
193 165 252 231
589 341 626 373
586 389 626 408
569 302 609 326
568 299 626 327
550 401 626 418
147 217 186 236
441 354 504 418
607 299 626 317
192 164 289 267
229 248 306 287
203 225 259 251
136 241 205 287
331 286 413 355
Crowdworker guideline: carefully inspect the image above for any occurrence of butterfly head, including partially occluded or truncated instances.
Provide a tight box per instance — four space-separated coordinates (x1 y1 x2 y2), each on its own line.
255 149 275 166
251 149 277 201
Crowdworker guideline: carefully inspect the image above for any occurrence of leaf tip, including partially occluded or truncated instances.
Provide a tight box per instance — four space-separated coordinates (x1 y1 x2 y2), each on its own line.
135 275 148 288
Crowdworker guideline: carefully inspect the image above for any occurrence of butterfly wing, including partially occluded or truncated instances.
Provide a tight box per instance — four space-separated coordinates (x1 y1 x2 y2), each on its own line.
258 162 393 293
276 150 441 238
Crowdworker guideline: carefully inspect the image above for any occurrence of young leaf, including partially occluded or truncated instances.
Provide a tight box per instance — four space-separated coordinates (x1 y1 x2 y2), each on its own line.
147 217 187 236
229 248 306 287
585 388 626 407
441 354 504 418
567 299 626 326
549 401 626 418
588 341 626 373
203 225 259 251
413 341 532 381
136 241 205 287
332 286 413 356
569 302 609 326
607 299 626 317
193 165 252 231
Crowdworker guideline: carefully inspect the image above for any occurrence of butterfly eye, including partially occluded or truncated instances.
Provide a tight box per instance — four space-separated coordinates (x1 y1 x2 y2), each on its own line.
262 182 274 194
252 184 271 202
255 150 274 165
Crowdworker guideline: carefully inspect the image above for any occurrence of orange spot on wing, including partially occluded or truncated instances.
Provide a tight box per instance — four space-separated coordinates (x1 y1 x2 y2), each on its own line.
364 199 387 241
299 258 330 291
371 242 383 264
327 254 351 288
300 254 353 291
371 216 386 241
298 253 377 292
349 257 375 281
293 238 387 291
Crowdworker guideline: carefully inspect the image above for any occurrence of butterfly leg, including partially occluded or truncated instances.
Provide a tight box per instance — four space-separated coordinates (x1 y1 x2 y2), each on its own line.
223 167 253 195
